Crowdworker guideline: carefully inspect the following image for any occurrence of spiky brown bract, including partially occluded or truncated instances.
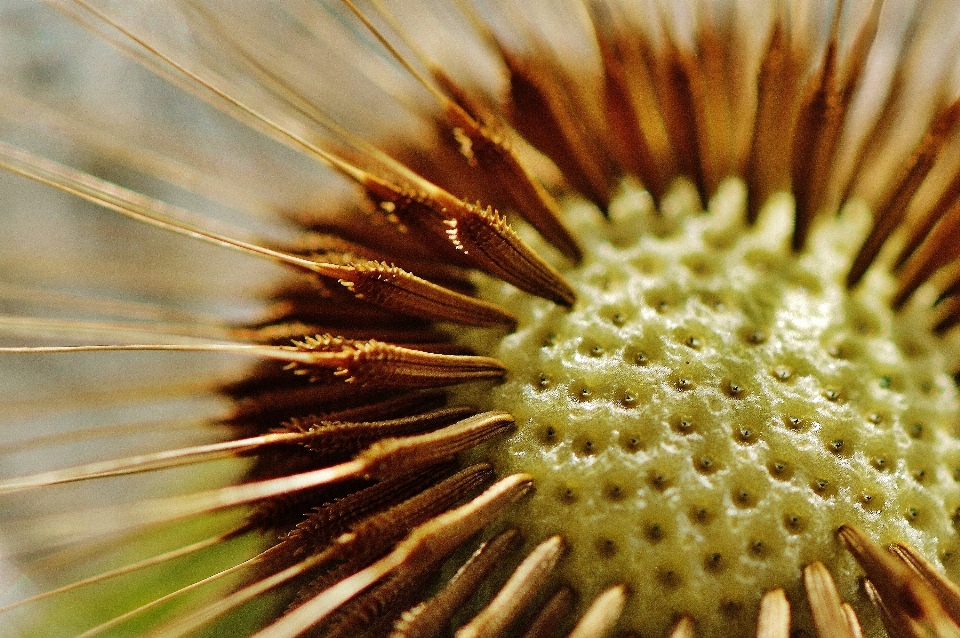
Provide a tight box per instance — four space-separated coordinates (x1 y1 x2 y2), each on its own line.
3 1 960 637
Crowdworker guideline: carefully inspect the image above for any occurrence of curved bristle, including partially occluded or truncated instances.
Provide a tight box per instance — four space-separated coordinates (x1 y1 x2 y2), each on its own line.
390 528 522 638
803 562 858 638
755 589 790 638
666 615 696 638
568 586 628 638
839 525 960 637
248 473 533 638
456 535 565 638
891 542 960 627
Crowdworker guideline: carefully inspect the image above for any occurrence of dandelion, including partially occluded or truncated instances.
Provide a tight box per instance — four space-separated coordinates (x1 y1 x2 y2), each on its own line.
4 1 960 637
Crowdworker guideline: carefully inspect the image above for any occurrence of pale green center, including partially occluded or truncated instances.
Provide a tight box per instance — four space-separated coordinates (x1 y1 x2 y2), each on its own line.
456 179 960 636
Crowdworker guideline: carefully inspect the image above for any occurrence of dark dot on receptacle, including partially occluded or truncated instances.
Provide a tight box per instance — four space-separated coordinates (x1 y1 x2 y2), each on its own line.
861 493 883 511
690 506 714 525
646 523 666 543
673 416 695 435
768 460 791 480
558 486 578 504
704 553 725 573
724 380 747 398
695 456 718 474
784 415 806 430
823 387 843 402
597 538 618 558
827 439 845 455
621 435 643 452
784 513 806 533
811 478 834 498
540 425 558 444
605 484 625 501
656 567 681 588
649 471 671 491
733 488 757 508
772 365 793 381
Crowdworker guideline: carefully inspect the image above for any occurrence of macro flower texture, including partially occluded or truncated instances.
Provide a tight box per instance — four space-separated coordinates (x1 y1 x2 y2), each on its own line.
5 0 960 637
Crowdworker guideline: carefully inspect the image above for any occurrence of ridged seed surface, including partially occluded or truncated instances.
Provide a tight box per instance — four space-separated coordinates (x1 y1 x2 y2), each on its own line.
459 180 960 637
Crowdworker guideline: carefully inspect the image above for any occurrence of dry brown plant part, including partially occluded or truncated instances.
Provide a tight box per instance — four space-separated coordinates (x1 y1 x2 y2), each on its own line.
847 97 960 287
754 589 790 638
744 17 806 222
789 0 882 250
840 525 960 637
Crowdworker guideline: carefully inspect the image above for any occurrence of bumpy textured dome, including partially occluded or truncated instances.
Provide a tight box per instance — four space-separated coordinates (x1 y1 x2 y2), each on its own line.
462 181 960 636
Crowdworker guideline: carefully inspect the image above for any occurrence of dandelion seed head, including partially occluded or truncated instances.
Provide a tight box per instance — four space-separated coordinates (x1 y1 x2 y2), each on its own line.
460 180 960 635
5 0 960 636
